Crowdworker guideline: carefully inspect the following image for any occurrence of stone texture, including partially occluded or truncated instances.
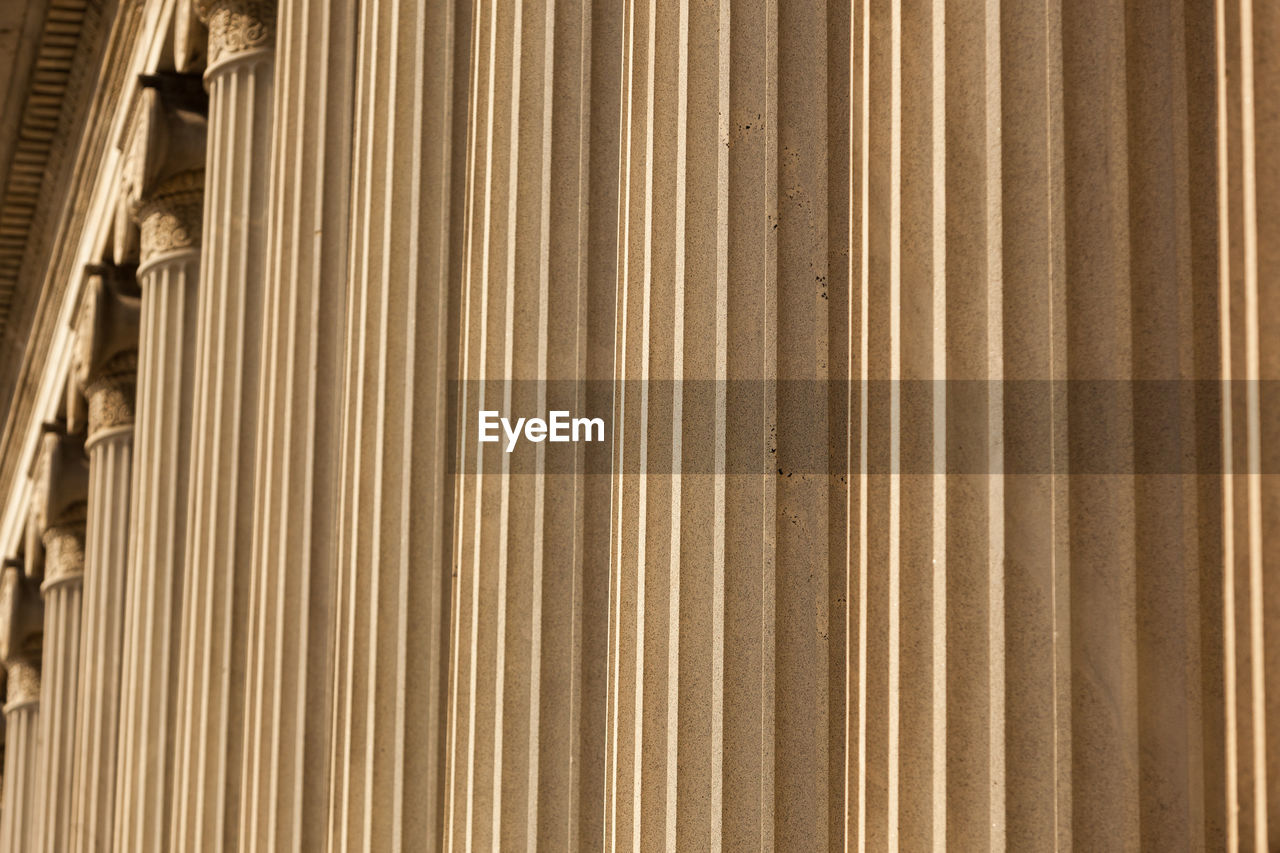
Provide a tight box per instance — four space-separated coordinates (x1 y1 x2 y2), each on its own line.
0 558 42 851
322 0 467 847
112 70 207 853
847 1 1223 848
1219 0 1280 848
169 0 273 848
68 264 139 853
443 0 617 848
0 0 1272 849
601 0 848 849
30 425 88 853
235 0 352 847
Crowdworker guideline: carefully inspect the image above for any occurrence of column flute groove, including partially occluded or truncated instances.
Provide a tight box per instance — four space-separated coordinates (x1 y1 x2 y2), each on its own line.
68 263 140 853
0 557 43 851
324 0 470 846
1218 0 1280 846
30 424 90 853
112 72 207 853
170 1 274 849
604 0 848 847
237 0 354 848
846 0 1222 849
443 0 619 846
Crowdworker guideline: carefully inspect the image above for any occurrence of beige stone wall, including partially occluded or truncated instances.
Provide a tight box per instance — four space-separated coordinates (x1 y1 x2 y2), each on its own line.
0 0 1273 849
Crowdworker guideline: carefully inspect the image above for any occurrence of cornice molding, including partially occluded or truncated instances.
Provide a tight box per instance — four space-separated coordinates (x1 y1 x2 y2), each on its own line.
0 0 105 338
0 0 147 557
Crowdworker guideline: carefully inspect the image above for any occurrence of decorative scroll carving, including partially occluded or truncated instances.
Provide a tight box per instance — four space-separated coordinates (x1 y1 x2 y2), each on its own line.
28 429 89 586
73 268 140 437
118 86 206 264
41 526 85 586
0 562 41 701
137 171 203 259
195 0 276 66
85 360 138 436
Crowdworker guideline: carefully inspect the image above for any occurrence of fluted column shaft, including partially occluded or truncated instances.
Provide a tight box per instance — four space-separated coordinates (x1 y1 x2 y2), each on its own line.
111 74 207 853
68 268 139 853
170 2 274 848
236 0 352 848
71 425 132 853
604 0 846 848
36 525 86 853
846 0 1221 849
323 0 468 847
113 174 203 852
1218 0 1280 847
1 661 40 849
0 558 43 851
443 0 619 847
31 428 89 853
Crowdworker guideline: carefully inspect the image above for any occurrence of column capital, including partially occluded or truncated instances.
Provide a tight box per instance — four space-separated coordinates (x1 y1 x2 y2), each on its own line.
195 0 276 69
28 429 88 587
73 266 140 438
41 526 86 588
5 659 40 709
137 171 204 263
0 562 42 692
119 83 206 265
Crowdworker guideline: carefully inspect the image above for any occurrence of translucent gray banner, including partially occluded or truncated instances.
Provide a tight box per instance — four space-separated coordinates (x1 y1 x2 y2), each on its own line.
447 380 1273 475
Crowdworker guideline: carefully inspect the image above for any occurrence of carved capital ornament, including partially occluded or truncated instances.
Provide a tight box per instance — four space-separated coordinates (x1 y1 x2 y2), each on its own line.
0 561 42 704
119 84 206 265
73 267 140 437
29 429 89 586
195 0 276 67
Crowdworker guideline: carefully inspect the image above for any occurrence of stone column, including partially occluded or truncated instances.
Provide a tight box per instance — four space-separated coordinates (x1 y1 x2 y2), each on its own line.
0 558 42 850
322 0 469 847
846 0 1221 849
67 264 139 853
603 0 847 848
169 1 274 848
441 0 619 847
235 0 352 848
111 75 206 853
1218 0 1280 847
30 424 89 853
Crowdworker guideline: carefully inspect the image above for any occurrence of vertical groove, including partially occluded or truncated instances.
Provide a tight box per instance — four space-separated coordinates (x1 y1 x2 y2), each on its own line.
71 430 133 852
607 0 846 847
170 16 275 846
34 532 85 853
443 0 615 844
1 563 43 853
115 249 200 853
325 0 471 846
1 698 39 849
238 0 354 848
1219 0 1279 846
